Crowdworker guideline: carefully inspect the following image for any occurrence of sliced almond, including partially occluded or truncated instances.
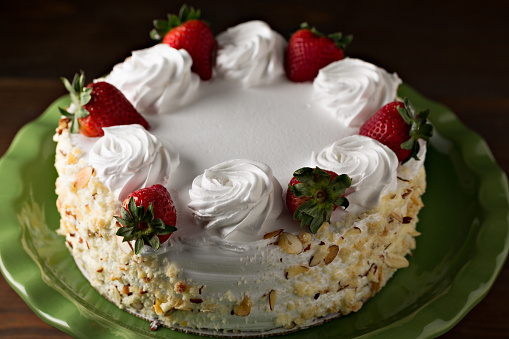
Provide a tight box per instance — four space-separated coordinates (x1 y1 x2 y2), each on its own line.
174 303 193 312
390 211 403 223
67 153 78 165
408 228 421 237
344 226 361 237
233 295 252 317
57 117 70 134
298 232 312 244
154 299 164 315
285 265 309 279
351 300 363 312
74 166 95 190
116 235 134 254
278 232 303 254
269 290 276 311
324 245 339 265
309 244 328 267
263 229 283 240
385 252 409 269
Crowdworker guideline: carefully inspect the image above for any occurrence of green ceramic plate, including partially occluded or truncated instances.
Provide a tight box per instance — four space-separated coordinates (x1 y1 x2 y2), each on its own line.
0 85 508 338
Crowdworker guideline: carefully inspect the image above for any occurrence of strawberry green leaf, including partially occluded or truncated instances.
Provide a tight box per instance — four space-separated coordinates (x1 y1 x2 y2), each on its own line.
134 238 145 255
168 14 181 28
58 107 73 119
160 225 178 235
292 167 316 187
153 19 170 32
114 216 130 227
116 226 132 238
310 214 324 233
299 22 352 50
148 235 160 250
115 196 177 254
289 167 351 233
120 205 133 223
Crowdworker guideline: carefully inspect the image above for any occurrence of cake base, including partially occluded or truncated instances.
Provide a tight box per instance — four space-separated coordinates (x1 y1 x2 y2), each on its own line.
55 122 426 335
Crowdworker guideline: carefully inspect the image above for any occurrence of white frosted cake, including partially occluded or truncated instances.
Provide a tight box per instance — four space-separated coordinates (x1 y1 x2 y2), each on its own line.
54 17 429 336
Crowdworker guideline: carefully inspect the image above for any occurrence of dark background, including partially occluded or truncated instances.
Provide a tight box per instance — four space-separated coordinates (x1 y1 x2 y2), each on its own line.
1 0 508 338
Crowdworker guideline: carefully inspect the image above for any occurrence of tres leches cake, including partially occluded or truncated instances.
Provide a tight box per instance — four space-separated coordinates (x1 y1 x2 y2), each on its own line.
53 6 432 337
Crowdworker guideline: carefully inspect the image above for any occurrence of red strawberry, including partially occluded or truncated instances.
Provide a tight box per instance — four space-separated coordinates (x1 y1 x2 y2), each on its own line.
60 72 150 137
286 167 351 233
151 5 215 80
359 99 433 162
285 23 352 82
115 184 177 254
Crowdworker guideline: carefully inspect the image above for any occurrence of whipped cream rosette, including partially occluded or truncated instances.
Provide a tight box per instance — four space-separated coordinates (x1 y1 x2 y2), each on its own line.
188 159 283 242
89 124 179 201
104 44 200 114
216 20 287 87
311 135 398 215
313 58 401 127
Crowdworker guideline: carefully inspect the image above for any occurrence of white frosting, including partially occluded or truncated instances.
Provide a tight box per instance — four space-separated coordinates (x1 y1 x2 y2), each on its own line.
313 58 402 127
216 20 287 87
188 159 283 242
89 124 179 201
104 44 200 114
311 135 398 215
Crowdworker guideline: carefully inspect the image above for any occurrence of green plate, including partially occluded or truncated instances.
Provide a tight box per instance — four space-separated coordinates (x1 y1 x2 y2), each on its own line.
0 85 508 338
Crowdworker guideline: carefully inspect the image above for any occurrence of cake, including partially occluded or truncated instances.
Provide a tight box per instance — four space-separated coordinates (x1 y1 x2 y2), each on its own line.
53 9 431 337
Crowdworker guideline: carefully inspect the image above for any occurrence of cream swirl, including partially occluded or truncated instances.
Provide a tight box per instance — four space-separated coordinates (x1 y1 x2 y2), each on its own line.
104 44 200 114
188 159 283 242
313 58 402 127
89 125 179 201
216 21 287 87
311 135 398 215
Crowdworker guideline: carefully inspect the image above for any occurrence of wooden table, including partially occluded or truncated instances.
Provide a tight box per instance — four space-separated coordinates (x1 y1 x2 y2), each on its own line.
1 1 508 338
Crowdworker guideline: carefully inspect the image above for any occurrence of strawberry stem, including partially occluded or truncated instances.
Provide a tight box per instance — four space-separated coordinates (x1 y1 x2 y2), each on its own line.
397 98 433 163
59 71 92 133
289 167 351 233
150 4 204 41
115 197 177 254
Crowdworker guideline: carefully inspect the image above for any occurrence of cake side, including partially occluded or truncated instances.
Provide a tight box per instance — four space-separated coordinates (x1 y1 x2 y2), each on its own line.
54 122 426 334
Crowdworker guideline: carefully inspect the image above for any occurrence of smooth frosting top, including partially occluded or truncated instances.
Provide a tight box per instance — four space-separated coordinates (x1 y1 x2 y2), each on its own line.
188 159 283 243
311 135 399 215
313 58 402 127
89 124 179 201
216 20 287 87
104 44 200 114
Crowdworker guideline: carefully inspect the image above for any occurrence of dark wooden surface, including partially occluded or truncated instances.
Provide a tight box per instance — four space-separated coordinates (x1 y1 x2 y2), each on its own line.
1 1 508 338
